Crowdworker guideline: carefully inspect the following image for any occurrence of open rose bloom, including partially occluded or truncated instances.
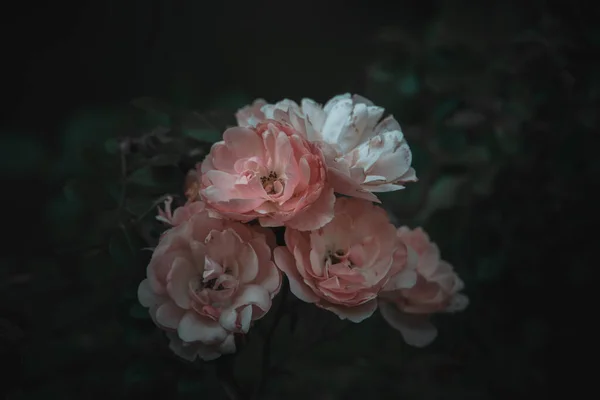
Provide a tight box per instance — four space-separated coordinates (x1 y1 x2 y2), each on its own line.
236 93 417 202
196 120 335 231
379 227 469 347
136 92 469 364
138 202 281 361
274 197 417 322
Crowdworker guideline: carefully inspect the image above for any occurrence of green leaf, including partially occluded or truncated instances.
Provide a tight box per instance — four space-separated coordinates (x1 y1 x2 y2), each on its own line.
433 99 461 122
183 127 222 143
127 165 183 192
436 129 468 154
181 110 226 143
396 74 420 96
147 154 181 167
417 175 467 223
127 166 156 187
212 91 252 110
104 138 120 154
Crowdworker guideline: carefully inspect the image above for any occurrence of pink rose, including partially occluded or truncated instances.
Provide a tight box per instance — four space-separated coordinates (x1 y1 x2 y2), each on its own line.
156 197 206 226
198 120 335 231
379 227 469 347
273 197 417 322
138 206 282 361
236 94 417 202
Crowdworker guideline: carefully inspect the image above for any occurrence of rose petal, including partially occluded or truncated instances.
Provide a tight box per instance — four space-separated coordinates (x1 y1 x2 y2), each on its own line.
155 302 185 329
166 257 197 310
177 311 228 344
379 301 438 347
284 187 336 231
274 247 320 303
319 298 378 323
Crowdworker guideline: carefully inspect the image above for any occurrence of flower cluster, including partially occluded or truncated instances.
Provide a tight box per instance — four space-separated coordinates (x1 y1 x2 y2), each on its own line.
138 93 468 361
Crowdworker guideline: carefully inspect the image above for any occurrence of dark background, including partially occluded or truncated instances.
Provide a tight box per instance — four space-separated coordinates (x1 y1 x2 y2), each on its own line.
2 0 596 398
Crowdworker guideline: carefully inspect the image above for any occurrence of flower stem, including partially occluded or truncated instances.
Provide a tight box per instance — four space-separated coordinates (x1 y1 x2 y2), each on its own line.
216 355 247 400
253 279 289 399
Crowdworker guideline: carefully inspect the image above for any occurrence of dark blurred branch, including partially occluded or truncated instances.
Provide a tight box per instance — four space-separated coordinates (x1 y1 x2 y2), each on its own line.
252 279 289 399
216 356 247 400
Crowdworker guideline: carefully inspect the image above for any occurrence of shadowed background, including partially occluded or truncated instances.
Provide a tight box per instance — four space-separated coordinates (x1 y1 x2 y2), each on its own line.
1 0 595 398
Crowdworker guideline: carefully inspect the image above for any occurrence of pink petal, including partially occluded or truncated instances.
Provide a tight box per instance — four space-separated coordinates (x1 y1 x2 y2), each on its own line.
177 311 228 344
219 285 272 332
379 301 438 347
155 302 185 329
273 247 320 303
328 168 380 203
166 257 196 310
138 279 165 307
284 187 336 231
319 298 378 323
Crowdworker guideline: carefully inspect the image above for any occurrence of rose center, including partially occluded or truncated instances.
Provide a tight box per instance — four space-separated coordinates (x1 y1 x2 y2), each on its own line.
260 171 282 194
326 249 353 267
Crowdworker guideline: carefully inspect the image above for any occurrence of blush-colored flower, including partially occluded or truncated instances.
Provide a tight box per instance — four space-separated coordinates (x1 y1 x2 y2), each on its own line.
138 207 282 361
273 197 417 323
236 98 267 128
379 227 469 347
198 120 335 231
236 94 417 202
156 197 206 226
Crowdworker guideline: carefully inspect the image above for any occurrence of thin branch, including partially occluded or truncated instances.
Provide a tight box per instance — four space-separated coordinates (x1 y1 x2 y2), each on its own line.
252 279 289 399
216 356 247 400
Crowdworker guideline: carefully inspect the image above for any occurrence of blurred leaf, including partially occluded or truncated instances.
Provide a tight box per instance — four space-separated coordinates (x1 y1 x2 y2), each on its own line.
212 90 252 110
446 110 486 128
450 145 492 165
147 154 181 167
131 97 172 126
181 111 225 143
104 138 121 154
127 167 157 187
436 129 468 154
417 175 467 222
434 99 461 122
127 166 183 193
396 73 420 96
494 128 522 155
183 127 222 144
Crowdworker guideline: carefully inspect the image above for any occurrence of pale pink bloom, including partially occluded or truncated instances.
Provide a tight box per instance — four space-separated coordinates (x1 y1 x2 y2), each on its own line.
138 209 282 361
236 98 267 128
236 94 417 202
156 197 206 226
198 120 335 231
273 197 417 323
379 227 469 347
